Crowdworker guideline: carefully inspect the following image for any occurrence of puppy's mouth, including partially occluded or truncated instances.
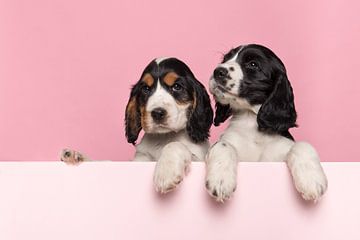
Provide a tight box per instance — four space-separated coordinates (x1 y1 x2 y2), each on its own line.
216 85 229 93
146 122 173 133
210 78 259 113
210 78 238 98
153 123 168 128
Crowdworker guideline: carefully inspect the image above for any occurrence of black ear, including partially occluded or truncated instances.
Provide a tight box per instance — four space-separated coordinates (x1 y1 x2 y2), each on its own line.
257 71 297 135
214 102 232 126
125 86 142 145
186 80 214 143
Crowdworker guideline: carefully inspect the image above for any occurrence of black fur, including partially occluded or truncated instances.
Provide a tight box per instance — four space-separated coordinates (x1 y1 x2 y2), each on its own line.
214 102 232 126
186 78 214 142
213 44 297 140
125 58 213 144
257 70 297 139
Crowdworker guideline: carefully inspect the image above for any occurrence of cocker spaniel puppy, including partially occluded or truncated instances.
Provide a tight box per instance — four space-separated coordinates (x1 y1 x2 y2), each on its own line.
125 57 213 193
61 58 213 193
205 44 327 202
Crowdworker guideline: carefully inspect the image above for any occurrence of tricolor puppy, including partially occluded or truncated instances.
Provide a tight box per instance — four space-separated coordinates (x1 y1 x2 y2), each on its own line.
126 57 213 193
206 44 328 202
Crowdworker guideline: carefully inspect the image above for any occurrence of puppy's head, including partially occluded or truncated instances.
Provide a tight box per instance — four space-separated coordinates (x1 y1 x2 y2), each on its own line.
210 44 297 137
125 57 213 144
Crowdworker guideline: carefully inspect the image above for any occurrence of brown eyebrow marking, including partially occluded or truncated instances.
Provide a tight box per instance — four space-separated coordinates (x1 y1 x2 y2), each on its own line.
142 73 154 87
163 72 179 86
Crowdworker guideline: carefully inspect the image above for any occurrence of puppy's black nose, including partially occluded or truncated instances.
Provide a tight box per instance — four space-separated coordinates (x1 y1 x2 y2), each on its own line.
151 108 167 122
213 67 228 83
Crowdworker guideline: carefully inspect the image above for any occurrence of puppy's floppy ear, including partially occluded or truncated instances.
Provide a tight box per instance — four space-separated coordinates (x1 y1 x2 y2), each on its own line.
186 79 214 143
214 102 232 126
257 70 297 134
125 85 142 145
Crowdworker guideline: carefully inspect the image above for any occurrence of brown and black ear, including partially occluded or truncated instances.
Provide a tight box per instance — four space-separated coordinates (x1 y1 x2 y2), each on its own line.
125 85 142 145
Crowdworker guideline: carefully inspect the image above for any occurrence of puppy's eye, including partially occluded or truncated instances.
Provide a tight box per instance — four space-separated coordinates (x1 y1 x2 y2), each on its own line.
142 86 151 94
172 83 183 92
248 61 259 69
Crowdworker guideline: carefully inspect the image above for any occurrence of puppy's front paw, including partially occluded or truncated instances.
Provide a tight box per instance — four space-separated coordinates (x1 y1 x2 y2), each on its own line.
60 149 85 165
153 159 189 194
292 163 328 202
206 170 237 203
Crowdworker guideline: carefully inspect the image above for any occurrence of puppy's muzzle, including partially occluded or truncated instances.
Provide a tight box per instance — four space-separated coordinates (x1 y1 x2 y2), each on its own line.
151 107 167 123
213 67 229 85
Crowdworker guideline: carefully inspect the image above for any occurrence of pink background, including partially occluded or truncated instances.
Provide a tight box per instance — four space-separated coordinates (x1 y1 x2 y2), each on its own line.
0 0 359 161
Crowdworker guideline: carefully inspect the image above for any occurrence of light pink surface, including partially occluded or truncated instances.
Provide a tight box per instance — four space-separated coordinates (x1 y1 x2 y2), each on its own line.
0 0 359 161
0 162 359 239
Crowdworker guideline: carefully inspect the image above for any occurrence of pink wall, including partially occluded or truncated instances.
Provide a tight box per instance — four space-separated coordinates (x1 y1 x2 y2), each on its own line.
0 0 359 161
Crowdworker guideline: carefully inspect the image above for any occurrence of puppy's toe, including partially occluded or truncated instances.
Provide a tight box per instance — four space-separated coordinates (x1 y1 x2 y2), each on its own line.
293 166 328 202
206 171 237 203
60 149 85 165
153 161 185 194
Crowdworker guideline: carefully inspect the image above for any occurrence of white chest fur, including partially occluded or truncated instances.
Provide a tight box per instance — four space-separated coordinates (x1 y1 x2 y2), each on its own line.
135 130 209 162
220 110 294 162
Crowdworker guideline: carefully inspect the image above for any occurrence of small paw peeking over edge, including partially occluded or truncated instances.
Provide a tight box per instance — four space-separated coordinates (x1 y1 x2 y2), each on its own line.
60 149 86 165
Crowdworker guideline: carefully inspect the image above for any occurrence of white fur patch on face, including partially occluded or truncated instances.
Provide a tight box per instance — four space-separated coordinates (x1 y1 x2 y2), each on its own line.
155 57 171 65
217 51 243 95
209 46 260 113
209 79 260 113
209 49 242 102
145 81 190 133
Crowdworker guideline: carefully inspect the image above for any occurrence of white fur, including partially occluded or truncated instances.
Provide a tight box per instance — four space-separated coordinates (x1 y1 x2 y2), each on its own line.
209 55 261 113
153 142 192 193
155 57 170 64
135 79 209 193
210 77 261 113
216 52 242 95
287 142 328 201
205 141 238 202
136 63 209 193
135 130 209 193
145 81 190 134
206 109 328 202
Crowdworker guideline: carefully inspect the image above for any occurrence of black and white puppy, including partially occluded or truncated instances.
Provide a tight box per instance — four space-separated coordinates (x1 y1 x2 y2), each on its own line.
205 44 327 202
126 57 213 193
